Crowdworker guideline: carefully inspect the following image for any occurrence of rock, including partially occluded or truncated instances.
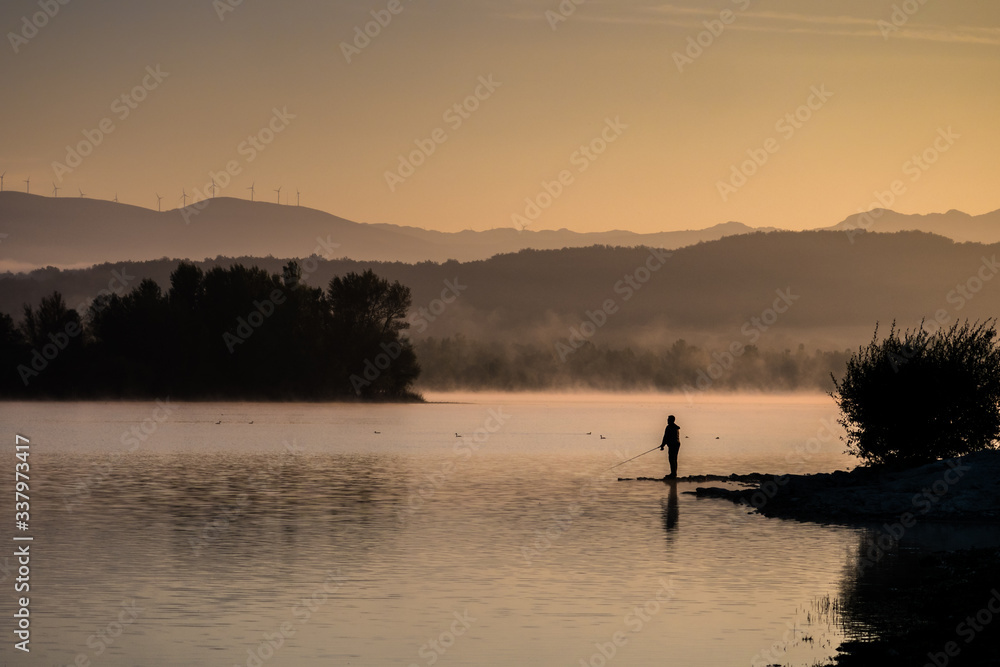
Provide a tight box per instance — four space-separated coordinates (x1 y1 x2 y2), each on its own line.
690 449 1000 524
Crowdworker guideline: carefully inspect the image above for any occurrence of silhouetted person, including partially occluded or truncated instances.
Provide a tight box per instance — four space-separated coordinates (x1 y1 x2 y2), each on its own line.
659 415 681 478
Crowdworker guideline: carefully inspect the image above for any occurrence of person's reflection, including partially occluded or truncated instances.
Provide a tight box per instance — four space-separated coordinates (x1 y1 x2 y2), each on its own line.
661 478 679 534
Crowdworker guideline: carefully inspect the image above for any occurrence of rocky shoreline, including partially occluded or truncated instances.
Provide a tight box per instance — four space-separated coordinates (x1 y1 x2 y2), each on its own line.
621 449 1000 525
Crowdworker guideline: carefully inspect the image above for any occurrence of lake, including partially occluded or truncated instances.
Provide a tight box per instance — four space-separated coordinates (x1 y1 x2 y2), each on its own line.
3 393 872 666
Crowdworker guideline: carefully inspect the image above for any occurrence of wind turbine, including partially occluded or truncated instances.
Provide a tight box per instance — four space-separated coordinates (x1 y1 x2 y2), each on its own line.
180 188 188 207
156 193 163 212
247 181 255 202
0 172 5 192
24 176 30 194
274 186 282 204
210 179 217 198
113 193 119 203
52 183 60 197
296 189 300 207
78 188 85 198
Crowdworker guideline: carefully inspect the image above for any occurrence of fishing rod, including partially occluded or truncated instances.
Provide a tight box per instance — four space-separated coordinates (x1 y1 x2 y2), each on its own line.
608 445 662 470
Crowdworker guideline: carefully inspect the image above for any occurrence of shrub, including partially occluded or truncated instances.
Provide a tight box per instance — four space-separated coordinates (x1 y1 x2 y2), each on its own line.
832 320 1000 466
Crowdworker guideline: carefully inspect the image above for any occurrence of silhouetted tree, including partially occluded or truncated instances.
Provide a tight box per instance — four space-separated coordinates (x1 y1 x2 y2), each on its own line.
328 269 411 337
164 262 208 394
832 320 1000 465
87 279 173 393
0 312 27 394
328 269 419 398
271 261 333 396
0 313 22 347
20 292 81 349
16 292 84 395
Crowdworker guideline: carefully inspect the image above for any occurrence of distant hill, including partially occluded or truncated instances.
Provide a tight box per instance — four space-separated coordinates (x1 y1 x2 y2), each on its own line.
825 208 1000 243
0 192 772 270
3 192 997 272
3 230 998 352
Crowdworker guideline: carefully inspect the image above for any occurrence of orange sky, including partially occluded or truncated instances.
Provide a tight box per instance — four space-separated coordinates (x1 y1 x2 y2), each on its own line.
2 0 998 233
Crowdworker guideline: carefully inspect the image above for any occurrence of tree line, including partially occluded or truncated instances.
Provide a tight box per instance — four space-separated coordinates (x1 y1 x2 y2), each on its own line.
0 262 420 399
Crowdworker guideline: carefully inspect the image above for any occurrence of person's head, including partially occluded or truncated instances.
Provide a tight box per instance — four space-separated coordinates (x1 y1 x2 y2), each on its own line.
667 415 675 425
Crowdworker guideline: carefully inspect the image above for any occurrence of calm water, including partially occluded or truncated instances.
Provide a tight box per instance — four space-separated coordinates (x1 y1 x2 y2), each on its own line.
2 393 865 666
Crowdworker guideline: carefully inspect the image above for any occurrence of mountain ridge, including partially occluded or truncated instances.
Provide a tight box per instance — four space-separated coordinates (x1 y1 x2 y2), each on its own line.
3 229 998 353
1 191 998 272
822 207 1000 242
0 192 773 270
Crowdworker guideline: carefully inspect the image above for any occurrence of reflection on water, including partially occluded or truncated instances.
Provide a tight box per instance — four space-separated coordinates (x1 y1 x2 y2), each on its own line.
836 526 1000 651
661 479 679 534
4 396 864 666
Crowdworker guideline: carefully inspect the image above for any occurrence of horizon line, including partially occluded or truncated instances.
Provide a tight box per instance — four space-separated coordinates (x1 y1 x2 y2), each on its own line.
1 190 997 238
